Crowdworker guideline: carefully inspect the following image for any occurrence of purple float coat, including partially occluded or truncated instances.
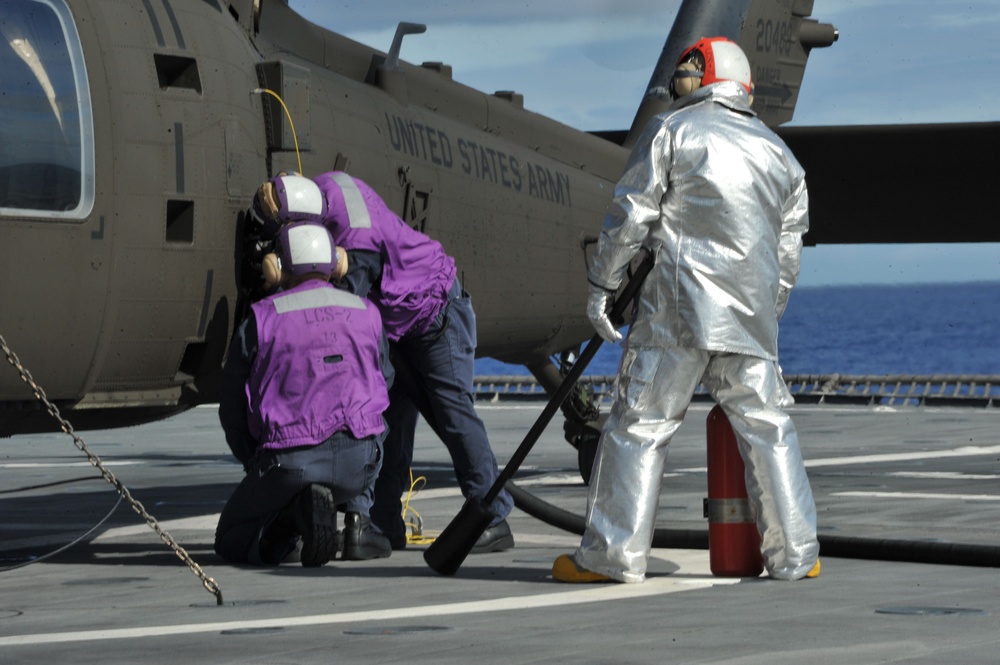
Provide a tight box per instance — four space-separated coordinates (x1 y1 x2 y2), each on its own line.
314 171 456 341
248 280 389 448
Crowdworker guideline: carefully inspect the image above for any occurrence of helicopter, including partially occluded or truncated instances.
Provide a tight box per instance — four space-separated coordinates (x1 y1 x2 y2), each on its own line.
2 0 996 463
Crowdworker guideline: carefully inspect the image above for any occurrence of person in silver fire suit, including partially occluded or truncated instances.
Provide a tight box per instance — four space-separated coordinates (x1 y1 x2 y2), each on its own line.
553 37 820 583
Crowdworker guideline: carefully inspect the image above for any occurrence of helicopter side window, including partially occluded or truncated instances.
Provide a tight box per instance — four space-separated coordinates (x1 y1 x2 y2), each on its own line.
0 0 94 219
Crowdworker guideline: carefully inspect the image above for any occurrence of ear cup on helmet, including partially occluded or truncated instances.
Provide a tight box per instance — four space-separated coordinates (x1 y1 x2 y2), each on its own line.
261 251 284 289
671 61 703 99
256 182 280 221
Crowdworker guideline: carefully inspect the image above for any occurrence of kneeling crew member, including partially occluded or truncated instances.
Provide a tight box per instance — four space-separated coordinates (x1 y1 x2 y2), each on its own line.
215 222 393 566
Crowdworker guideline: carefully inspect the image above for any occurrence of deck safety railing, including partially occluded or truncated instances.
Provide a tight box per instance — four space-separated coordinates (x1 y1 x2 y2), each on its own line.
473 374 1000 408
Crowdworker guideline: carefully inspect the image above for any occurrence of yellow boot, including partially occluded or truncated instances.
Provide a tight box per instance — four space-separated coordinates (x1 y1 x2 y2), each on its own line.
805 559 821 578
552 554 612 583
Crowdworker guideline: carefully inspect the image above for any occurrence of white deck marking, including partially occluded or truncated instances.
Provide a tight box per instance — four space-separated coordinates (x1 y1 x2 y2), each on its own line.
878 471 999 480
0 461 143 468
93 515 220 540
805 444 1000 468
0 556 737 647
675 444 1000 474
833 491 1000 501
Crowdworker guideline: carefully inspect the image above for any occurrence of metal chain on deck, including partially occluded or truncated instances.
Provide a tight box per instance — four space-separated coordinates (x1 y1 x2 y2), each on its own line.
0 333 224 606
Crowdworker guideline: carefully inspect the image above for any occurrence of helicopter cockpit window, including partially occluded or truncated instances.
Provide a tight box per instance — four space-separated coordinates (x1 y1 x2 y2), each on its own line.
0 0 94 219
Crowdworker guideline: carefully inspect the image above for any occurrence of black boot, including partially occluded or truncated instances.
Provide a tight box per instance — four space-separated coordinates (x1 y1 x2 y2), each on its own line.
279 484 338 567
342 512 391 560
471 519 514 554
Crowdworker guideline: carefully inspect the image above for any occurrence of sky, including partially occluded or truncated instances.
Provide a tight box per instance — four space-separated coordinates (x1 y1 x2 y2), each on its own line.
287 0 1000 287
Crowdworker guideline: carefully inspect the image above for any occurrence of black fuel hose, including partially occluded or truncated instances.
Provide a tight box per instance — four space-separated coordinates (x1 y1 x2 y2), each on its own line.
506 480 709 548
506 480 1000 568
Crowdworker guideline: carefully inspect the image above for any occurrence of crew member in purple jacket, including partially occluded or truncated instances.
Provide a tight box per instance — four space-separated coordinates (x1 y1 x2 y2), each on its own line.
254 173 514 553
215 222 393 566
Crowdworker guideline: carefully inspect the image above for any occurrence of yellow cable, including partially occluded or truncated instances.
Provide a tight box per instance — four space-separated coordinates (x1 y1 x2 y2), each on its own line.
402 468 436 545
254 87 303 175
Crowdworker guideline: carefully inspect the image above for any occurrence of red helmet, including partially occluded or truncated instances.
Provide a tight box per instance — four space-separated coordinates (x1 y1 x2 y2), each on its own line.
671 36 753 98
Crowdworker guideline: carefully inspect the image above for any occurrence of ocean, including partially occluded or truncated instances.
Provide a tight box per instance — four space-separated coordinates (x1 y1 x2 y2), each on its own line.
474 281 1000 377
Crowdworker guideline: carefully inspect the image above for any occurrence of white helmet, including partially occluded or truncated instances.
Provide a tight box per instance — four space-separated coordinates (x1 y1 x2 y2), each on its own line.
277 222 337 279
255 174 324 223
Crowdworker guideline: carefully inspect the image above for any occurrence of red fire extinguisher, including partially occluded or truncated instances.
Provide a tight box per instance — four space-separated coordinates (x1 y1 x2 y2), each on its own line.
705 404 764 577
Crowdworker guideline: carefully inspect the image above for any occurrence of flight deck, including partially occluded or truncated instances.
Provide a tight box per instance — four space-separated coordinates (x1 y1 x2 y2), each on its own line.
2 400 999 663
